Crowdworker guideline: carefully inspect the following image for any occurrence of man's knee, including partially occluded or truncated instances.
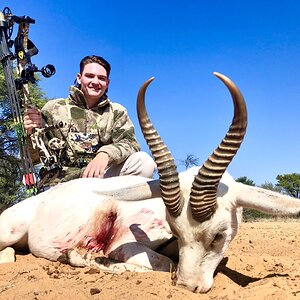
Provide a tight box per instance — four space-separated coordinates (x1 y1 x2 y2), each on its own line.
123 152 156 178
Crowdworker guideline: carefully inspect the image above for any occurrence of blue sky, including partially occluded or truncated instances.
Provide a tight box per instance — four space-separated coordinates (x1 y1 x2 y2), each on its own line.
5 1 300 185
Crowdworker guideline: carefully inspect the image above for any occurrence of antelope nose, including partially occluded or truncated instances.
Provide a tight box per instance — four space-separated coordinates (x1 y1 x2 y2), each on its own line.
175 282 198 293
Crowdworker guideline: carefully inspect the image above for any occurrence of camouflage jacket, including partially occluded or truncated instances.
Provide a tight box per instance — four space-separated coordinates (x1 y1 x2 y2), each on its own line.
33 86 140 169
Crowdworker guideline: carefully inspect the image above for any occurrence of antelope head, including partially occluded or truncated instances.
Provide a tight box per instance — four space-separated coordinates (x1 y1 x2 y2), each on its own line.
137 72 247 293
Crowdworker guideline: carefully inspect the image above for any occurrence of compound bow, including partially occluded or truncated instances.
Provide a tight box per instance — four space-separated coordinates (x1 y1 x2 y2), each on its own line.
0 7 56 194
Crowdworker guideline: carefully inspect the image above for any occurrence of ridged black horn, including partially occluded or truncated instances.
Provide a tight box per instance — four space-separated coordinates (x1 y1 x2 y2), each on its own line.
137 78 184 217
189 72 247 222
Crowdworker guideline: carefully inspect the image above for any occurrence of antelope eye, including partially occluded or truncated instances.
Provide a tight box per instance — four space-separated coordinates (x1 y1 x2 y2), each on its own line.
211 233 224 245
215 233 224 241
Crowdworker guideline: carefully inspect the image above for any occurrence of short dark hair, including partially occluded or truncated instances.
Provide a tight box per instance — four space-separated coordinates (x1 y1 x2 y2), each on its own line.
79 55 111 78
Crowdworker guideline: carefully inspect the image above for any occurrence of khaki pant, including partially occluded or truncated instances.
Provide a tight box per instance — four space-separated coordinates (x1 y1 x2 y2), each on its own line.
104 151 156 179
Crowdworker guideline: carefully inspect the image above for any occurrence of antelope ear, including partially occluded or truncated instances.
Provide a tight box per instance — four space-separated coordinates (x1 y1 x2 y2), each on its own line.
235 182 300 216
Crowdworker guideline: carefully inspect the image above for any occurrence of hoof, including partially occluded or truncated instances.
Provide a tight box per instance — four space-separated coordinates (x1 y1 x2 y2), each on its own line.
0 247 16 263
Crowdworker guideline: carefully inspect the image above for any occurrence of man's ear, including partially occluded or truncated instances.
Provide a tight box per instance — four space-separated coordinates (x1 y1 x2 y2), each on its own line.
76 73 82 84
104 78 110 93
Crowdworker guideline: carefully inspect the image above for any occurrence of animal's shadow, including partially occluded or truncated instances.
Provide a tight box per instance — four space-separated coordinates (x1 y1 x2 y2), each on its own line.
215 257 289 287
109 226 289 287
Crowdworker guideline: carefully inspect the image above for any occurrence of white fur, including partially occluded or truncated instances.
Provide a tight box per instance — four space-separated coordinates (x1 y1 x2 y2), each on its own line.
0 169 299 294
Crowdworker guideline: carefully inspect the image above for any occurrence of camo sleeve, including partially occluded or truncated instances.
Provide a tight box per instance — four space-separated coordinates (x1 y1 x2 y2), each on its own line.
98 104 140 165
41 99 65 132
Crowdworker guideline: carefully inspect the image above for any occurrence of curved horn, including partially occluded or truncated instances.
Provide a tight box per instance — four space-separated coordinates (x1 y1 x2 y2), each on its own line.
190 72 248 222
137 77 184 217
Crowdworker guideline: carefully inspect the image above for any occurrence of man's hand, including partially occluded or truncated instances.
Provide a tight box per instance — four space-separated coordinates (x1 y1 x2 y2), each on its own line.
24 107 42 135
82 152 109 178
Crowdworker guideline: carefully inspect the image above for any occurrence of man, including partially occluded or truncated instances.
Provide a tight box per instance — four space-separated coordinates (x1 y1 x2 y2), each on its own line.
24 55 156 187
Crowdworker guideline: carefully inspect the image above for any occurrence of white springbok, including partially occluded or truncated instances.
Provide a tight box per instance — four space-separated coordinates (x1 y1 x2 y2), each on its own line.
0 73 299 293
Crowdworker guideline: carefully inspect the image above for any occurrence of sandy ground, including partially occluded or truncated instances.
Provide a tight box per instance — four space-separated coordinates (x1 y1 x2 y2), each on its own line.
0 220 299 300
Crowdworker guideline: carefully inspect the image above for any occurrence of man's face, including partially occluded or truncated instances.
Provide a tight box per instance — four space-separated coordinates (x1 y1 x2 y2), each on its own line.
76 62 110 108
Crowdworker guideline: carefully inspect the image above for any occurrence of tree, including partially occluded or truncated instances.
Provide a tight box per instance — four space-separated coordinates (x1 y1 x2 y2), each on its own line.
235 176 256 186
0 66 48 210
179 154 200 170
276 173 300 198
260 182 282 193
